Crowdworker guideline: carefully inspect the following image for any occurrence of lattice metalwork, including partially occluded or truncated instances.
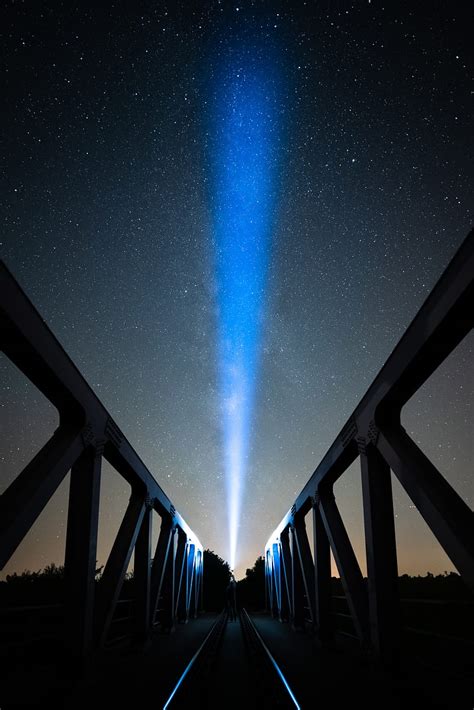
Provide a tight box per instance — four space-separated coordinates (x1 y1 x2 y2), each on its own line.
0 262 203 657
265 229 474 666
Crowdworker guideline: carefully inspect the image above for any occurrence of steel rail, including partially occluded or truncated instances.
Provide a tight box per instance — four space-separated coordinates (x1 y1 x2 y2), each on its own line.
162 611 227 708
241 608 301 709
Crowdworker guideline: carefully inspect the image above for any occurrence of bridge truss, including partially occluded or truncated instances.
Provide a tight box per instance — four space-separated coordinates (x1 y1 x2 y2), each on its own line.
0 262 203 657
265 229 474 665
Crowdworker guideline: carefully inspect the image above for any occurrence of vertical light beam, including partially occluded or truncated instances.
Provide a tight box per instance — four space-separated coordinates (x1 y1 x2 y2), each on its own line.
210 48 281 571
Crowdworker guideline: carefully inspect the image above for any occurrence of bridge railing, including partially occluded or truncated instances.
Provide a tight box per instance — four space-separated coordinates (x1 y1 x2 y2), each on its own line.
265 229 474 665
0 261 203 657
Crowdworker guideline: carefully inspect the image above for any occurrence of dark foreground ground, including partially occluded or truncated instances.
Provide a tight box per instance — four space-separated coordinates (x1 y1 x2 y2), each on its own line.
0 611 473 709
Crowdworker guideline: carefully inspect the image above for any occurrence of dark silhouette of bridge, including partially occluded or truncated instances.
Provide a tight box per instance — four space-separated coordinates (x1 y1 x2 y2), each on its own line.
1 230 473 708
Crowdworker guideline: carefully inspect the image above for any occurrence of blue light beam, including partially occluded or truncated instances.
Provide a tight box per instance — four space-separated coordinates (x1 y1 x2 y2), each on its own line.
210 48 282 571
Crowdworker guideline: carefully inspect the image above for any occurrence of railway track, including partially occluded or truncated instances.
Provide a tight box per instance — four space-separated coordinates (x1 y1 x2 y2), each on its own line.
162 609 300 709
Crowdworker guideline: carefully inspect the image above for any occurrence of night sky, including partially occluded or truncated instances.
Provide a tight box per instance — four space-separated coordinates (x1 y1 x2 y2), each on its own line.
1 1 472 581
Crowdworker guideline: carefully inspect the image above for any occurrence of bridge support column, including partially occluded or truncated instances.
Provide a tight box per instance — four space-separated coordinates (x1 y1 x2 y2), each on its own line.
150 516 173 628
361 445 399 666
265 549 275 615
134 504 152 643
313 496 332 643
64 445 102 658
174 531 187 622
279 533 291 622
293 516 315 627
157 527 178 631
289 526 305 629
194 549 203 617
185 543 196 621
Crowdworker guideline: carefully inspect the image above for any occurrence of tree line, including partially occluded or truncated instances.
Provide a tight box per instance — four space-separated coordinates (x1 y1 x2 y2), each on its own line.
0 552 470 609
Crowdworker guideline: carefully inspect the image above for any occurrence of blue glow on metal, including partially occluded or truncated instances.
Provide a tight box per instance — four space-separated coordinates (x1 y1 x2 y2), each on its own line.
272 542 282 608
186 543 196 608
162 657 192 710
210 46 281 570
162 615 221 709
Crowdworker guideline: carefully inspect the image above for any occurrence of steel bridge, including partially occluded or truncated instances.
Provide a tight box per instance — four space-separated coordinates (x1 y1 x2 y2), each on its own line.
1 229 473 708
0 258 203 658
265 228 474 666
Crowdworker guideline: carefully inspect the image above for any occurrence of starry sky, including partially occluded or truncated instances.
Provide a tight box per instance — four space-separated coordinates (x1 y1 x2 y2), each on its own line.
1 1 472 581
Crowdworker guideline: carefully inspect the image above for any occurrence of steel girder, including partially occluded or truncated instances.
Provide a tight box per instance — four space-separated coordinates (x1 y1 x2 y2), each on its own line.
265 229 474 665
0 261 204 656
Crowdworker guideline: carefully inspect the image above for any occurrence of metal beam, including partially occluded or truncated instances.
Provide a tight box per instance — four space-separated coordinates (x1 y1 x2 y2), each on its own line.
134 505 153 641
279 533 291 621
289 526 305 629
360 445 399 665
313 497 332 643
154 526 178 631
95 493 146 646
293 517 315 625
0 259 204 654
193 549 202 618
265 231 473 660
186 543 196 620
0 427 83 569
319 489 369 645
64 446 102 657
174 531 187 622
150 517 173 625
266 229 474 528
378 427 474 592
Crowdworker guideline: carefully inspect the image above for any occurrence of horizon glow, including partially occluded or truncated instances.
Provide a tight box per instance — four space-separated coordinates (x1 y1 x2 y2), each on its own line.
210 48 281 571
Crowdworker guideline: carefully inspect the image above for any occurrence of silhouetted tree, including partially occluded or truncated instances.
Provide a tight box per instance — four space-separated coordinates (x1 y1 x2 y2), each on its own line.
0 563 104 606
202 549 231 611
0 563 65 605
237 556 265 610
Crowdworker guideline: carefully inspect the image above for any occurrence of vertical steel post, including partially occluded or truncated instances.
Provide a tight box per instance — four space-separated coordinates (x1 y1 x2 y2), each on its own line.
174 531 187 622
150 516 173 626
361 445 399 665
313 496 332 643
274 550 281 618
279 537 291 622
293 517 315 625
134 503 152 642
170 528 178 627
289 526 305 629
64 445 102 657
194 550 202 618
200 549 204 613
186 543 196 620
264 552 268 612
266 551 274 614
159 527 178 631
